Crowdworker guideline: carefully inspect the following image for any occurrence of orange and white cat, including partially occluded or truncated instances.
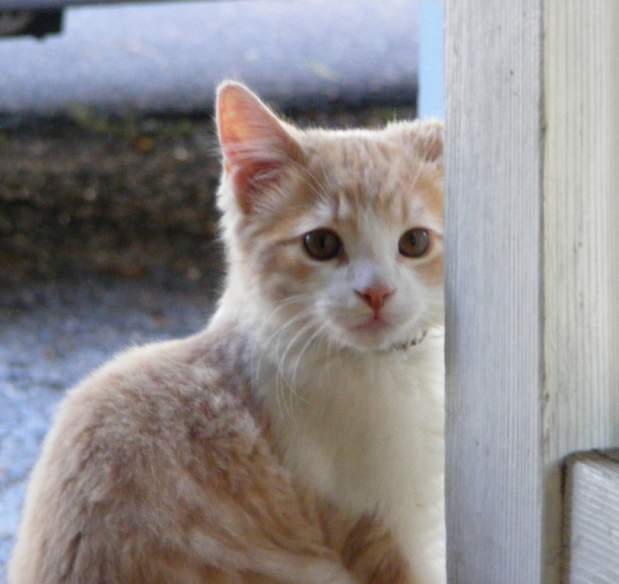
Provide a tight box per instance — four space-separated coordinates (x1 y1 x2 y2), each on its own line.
9 82 445 584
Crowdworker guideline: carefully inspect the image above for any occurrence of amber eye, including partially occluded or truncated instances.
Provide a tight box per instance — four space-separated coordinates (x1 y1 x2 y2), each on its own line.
398 228 430 258
303 229 342 261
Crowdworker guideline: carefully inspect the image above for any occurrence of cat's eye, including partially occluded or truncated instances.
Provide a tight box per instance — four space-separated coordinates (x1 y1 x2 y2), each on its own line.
303 229 342 261
398 228 430 258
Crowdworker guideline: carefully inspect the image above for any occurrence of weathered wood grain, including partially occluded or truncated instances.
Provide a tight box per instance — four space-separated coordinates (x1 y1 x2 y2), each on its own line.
565 451 619 584
445 1 619 582
445 1 544 582
543 3 619 581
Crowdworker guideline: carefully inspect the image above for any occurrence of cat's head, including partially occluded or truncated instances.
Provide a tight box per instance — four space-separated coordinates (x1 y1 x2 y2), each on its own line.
216 82 443 353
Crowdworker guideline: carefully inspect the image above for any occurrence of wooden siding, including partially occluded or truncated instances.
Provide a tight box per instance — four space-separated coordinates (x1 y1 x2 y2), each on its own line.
445 1 619 582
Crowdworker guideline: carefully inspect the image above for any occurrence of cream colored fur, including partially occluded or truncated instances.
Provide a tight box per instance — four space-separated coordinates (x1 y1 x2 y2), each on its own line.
268 336 445 582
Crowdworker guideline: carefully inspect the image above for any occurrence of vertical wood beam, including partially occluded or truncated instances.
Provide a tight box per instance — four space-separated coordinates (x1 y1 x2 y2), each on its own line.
543 2 619 581
444 1 619 582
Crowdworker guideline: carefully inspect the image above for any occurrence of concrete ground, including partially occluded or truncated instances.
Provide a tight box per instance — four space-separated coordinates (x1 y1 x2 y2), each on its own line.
0 0 418 578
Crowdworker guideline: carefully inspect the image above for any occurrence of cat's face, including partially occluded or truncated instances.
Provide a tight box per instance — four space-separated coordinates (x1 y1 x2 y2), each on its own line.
216 82 443 353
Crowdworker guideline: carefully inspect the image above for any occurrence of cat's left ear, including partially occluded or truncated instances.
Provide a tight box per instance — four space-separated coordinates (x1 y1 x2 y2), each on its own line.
396 119 445 169
216 82 302 213
414 119 444 166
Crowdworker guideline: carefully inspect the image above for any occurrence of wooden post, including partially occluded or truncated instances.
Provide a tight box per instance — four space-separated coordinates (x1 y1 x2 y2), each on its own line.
444 1 619 583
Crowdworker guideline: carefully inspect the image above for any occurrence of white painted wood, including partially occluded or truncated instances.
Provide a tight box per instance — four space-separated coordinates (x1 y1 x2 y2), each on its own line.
565 451 619 584
445 1 619 583
445 2 544 581
543 4 619 582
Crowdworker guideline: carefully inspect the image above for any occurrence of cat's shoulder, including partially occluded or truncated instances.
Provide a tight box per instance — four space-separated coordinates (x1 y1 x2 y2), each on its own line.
50 332 259 452
64 334 215 401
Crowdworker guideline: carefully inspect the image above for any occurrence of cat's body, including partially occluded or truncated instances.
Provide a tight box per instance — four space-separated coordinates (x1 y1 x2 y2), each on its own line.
9 83 445 583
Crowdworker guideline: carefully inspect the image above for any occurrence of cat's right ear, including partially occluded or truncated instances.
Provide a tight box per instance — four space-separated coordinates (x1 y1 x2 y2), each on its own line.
216 82 302 213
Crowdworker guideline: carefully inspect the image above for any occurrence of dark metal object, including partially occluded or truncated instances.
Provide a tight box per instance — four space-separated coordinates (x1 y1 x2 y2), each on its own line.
0 1 212 38
0 9 63 37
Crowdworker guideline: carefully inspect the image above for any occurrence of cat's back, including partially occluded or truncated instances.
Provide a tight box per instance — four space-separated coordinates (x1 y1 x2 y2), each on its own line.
23 332 260 494
41 331 260 461
8 332 271 584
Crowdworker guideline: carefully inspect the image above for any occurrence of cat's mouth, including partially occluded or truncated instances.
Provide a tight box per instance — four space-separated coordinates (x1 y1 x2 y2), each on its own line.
330 312 426 352
350 316 390 333
334 314 405 350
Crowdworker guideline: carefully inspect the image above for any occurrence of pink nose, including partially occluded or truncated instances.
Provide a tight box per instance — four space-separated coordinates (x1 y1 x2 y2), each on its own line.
355 286 394 313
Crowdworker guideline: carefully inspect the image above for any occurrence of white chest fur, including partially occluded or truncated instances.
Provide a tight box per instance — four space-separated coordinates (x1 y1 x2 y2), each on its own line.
263 332 446 583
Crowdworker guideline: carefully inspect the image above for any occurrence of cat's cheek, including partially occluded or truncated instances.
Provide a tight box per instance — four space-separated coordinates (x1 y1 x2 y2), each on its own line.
414 255 444 288
273 256 314 285
256 249 323 305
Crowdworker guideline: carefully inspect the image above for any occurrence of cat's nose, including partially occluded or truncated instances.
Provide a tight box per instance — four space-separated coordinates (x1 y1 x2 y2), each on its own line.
355 286 394 313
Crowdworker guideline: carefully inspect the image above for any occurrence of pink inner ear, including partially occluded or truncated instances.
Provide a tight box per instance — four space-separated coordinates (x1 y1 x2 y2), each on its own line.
227 157 284 212
217 83 300 213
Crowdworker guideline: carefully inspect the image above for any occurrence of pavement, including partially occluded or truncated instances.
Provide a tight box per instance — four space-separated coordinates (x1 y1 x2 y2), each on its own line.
0 0 419 578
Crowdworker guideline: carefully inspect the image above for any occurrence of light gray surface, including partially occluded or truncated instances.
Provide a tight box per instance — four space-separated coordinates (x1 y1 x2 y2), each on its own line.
566 451 619 584
544 2 619 581
445 2 619 583
444 1 545 582
0 279 213 580
0 0 418 115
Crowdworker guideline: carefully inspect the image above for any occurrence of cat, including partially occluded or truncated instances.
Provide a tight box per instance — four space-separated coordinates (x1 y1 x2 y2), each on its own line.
9 82 445 584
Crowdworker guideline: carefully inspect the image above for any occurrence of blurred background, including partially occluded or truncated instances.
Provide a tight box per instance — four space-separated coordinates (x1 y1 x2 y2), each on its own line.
0 0 443 577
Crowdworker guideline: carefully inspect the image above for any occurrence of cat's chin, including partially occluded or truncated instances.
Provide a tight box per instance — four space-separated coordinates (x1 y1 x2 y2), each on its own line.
330 318 417 353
